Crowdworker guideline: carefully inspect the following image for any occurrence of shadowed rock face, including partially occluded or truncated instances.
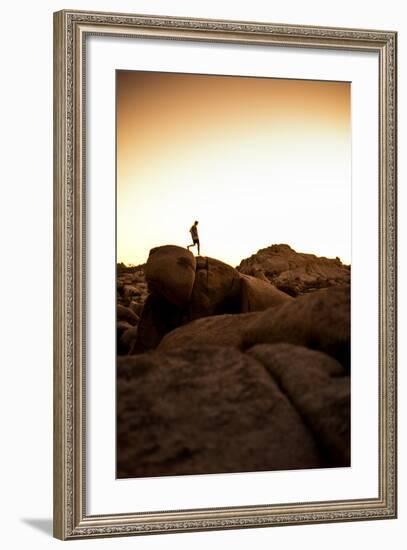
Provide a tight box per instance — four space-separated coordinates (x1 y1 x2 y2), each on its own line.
119 326 139 355
237 244 350 296
133 294 183 353
145 245 196 308
187 256 242 320
117 346 325 478
117 321 132 355
117 304 139 326
242 285 350 369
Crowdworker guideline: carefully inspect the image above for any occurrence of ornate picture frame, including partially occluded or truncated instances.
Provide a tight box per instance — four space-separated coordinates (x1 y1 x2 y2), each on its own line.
53 9 397 540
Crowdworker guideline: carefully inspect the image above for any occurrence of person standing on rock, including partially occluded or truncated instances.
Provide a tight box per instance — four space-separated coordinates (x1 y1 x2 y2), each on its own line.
187 220 200 255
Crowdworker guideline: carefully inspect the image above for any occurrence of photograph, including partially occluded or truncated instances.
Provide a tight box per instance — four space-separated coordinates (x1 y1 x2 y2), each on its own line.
115 70 352 479
53 9 397 539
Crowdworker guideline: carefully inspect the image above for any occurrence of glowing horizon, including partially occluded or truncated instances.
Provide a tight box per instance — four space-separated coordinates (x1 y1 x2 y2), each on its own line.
117 71 351 267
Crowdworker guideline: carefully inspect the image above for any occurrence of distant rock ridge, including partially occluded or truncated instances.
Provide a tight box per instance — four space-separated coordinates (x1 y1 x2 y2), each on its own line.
237 243 350 296
117 261 146 274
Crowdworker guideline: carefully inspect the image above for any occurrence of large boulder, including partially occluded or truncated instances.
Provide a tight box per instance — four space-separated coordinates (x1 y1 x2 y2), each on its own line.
240 273 293 312
158 312 258 352
117 346 323 478
145 245 196 308
187 256 241 320
242 285 350 368
237 244 350 296
248 343 350 466
133 294 183 353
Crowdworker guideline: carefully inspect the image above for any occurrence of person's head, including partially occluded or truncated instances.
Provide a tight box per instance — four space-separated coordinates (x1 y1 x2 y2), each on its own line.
194 220 199 226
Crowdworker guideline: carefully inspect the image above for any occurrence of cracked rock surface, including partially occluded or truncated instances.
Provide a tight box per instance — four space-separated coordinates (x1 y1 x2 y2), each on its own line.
117 346 325 478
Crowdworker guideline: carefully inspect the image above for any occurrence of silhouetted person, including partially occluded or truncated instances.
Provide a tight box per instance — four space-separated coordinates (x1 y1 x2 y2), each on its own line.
187 220 200 255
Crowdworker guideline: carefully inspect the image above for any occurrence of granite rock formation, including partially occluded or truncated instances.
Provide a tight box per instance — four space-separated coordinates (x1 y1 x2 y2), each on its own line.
145 245 196 308
237 244 350 296
116 244 351 478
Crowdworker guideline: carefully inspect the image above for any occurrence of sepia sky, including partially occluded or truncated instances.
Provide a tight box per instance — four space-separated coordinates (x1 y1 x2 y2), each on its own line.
116 70 351 267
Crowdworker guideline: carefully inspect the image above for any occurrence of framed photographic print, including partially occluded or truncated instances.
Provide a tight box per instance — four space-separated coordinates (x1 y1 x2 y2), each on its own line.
53 9 397 540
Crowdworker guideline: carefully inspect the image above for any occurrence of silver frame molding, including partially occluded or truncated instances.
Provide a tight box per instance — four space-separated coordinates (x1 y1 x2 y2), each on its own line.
53 9 397 540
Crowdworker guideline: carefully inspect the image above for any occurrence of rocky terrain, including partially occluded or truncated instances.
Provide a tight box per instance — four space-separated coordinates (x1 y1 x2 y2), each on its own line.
237 244 350 296
116 263 147 354
116 245 350 478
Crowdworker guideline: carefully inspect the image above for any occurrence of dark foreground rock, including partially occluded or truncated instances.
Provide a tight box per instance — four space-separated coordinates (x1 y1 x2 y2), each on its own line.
158 312 258 352
117 346 325 478
248 343 350 466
